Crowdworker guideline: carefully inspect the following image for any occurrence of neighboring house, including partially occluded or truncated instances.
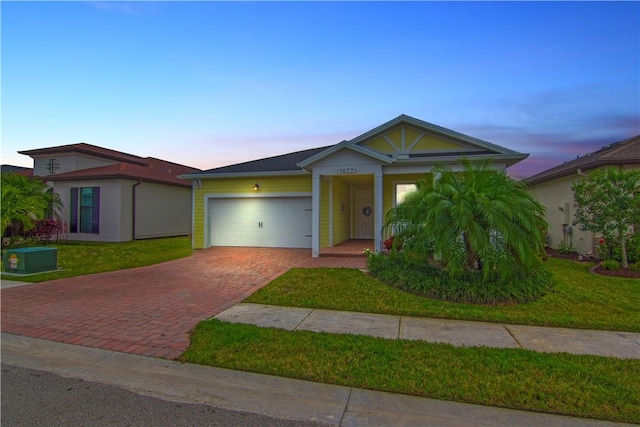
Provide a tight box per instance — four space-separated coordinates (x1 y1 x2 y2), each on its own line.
181 114 528 257
524 135 640 256
1 164 33 177
18 143 200 242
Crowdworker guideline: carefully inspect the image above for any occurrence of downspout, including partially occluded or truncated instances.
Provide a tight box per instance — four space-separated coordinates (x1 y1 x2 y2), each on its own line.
132 180 142 240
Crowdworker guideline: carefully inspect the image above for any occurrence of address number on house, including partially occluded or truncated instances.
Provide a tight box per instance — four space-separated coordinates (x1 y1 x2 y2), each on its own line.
337 168 357 175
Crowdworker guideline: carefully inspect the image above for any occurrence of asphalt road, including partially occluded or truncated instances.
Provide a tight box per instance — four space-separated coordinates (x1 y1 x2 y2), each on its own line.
1 364 328 427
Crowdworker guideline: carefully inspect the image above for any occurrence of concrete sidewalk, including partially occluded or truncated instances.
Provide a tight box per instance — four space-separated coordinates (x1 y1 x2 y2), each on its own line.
216 303 640 359
1 333 631 427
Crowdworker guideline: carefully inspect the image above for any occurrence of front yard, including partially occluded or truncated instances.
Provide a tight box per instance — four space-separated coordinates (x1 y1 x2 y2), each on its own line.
246 257 639 332
0 236 192 283
183 257 640 423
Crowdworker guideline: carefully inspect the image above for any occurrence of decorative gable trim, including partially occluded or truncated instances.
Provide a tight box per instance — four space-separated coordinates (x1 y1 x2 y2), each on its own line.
297 141 393 170
352 114 523 157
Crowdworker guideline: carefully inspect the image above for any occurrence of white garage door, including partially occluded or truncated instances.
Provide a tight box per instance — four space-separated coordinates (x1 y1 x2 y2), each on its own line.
208 197 312 248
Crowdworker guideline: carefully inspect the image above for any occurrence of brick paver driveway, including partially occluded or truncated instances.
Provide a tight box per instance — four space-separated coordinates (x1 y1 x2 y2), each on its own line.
1 248 366 359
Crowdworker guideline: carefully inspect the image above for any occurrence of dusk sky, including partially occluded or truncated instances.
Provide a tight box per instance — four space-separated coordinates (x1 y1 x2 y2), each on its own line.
2 1 639 179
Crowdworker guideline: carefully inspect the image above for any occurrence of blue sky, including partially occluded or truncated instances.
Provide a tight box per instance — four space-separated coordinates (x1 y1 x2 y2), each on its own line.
2 1 639 178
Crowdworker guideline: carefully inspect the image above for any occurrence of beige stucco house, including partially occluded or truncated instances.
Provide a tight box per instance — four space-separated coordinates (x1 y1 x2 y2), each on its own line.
19 143 200 242
524 135 640 256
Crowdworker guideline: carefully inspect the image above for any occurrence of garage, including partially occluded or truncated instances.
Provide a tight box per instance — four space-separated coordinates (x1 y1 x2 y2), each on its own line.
208 197 312 248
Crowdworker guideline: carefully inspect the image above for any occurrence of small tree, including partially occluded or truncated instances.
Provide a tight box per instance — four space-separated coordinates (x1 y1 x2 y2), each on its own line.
1 173 62 237
385 159 548 282
572 167 640 268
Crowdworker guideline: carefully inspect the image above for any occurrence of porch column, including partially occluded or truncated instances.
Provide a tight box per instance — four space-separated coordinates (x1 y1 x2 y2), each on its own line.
374 170 383 253
312 174 321 257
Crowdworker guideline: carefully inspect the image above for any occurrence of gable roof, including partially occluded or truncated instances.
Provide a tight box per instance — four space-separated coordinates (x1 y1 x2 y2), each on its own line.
524 135 640 186
181 114 527 179
297 141 393 170
19 143 148 166
351 114 525 156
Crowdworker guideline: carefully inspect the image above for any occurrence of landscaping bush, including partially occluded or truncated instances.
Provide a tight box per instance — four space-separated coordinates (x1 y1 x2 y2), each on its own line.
556 240 576 255
598 234 640 264
367 252 552 305
629 262 640 272
24 219 67 243
601 259 620 271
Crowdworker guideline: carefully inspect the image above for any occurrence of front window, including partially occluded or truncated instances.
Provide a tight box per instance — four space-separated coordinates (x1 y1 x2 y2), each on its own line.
70 187 100 234
395 183 417 206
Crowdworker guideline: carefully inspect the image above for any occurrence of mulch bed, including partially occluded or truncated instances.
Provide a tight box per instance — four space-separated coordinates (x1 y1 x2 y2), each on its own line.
545 248 640 279
591 266 640 279
545 248 598 263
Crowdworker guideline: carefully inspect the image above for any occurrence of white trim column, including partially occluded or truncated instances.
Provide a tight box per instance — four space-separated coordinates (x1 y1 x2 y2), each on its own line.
312 173 321 257
374 168 383 253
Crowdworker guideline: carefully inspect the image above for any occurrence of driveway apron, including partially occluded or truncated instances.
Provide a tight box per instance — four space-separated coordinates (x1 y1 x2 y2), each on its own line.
1 247 366 360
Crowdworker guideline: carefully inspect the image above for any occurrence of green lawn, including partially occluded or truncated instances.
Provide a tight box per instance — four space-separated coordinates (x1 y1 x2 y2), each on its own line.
183 320 640 423
1 236 192 283
246 257 640 332
183 257 640 422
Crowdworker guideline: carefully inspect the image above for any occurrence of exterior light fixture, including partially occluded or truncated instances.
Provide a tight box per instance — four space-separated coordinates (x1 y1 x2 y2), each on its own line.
253 183 260 191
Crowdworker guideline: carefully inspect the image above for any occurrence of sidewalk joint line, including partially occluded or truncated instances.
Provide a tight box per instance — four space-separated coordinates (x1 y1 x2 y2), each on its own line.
503 325 524 349
397 316 403 340
293 308 314 330
339 388 353 426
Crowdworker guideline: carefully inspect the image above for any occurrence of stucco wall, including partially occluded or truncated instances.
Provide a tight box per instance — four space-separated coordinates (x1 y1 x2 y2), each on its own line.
528 175 594 255
33 154 116 177
52 179 129 242
529 165 640 256
134 181 192 239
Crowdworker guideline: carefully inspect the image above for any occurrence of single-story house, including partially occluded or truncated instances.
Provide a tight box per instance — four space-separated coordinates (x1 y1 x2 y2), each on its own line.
181 114 528 257
18 143 200 242
524 135 640 256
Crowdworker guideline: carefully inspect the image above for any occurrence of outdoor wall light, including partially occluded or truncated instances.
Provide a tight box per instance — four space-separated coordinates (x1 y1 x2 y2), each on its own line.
253 183 260 191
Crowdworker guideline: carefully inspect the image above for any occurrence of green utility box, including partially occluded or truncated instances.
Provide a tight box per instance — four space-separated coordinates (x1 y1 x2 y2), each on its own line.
3 247 58 274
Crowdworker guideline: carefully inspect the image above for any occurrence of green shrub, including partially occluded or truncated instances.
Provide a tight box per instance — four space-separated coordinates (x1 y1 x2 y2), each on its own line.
601 259 620 270
629 262 640 272
556 240 575 254
367 252 552 305
599 233 640 264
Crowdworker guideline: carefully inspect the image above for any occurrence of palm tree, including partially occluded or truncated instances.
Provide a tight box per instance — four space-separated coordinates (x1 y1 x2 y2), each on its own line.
1 173 62 237
385 159 548 282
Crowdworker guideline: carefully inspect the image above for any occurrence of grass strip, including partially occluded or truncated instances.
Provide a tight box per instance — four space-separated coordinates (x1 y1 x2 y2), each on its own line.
1 236 192 283
245 258 640 332
183 320 640 423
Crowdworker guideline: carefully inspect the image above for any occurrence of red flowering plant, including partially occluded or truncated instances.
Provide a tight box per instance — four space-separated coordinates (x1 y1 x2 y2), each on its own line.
383 236 403 251
24 219 67 244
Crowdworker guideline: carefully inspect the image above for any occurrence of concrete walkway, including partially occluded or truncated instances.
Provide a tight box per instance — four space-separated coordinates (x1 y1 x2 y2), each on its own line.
216 303 640 359
2 333 632 427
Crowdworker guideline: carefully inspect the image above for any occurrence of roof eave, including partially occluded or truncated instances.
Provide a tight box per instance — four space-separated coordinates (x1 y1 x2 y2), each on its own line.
524 159 638 186
179 170 310 180
394 153 528 167
19 147 148 166
44 174 192 188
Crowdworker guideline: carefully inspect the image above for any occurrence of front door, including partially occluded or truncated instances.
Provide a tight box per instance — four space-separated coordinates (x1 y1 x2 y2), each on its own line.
354 189 373 239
